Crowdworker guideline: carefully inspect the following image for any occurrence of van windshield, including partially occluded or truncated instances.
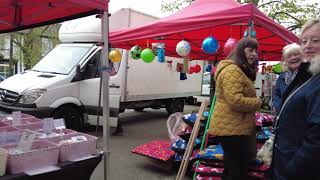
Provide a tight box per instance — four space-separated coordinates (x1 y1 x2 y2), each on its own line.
32 45 91 75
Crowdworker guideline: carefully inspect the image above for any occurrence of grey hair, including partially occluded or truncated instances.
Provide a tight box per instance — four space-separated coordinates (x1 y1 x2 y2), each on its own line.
281 43 303 71
301 18 320 38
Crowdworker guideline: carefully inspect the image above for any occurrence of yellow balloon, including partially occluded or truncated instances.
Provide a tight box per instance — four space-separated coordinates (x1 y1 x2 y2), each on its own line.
109 50 122 62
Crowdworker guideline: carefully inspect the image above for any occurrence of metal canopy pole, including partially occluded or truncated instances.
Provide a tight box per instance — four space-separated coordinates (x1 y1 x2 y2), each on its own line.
101 8 110 180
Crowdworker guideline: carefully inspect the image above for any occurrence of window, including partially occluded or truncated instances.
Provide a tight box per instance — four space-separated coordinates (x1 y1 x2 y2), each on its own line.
33 45 91 75
81 48 122 80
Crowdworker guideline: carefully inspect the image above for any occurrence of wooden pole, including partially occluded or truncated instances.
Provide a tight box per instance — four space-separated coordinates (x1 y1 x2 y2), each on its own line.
176 99 208 180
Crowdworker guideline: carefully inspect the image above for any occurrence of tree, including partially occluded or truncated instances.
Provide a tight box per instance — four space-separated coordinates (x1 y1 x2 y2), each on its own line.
161 0 319 32
11 24 60 70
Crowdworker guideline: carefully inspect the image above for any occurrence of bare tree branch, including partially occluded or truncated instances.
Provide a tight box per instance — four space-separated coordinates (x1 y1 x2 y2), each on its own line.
271 11 302 24
258 0 286 8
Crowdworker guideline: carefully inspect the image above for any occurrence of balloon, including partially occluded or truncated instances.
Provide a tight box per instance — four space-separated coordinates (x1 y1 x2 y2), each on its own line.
109 50 122 62
205 64 212 72
130 45 142 60
176 40 191 57
202 36 219 54
273 63 282 74
223 38 237 56
266 65 273 73
211 65 217 74
141 48 155 63
193 65 201 73
188 67 194 74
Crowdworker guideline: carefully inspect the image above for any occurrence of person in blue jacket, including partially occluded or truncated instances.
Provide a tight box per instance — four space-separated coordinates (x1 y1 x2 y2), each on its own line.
272 18 320 180
272 43 303 114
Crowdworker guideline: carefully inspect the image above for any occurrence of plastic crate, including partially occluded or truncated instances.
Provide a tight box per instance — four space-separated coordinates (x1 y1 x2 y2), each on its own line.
2 139 59 174
15 124 76 139
0 113 35 121
0 126 22 146
0 121 9 128
47 132 97 162
14 123 44 132
3 117 42 126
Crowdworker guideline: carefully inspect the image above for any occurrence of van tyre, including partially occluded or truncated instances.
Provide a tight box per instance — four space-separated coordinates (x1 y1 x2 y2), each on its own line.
166 98 184 115
53 105 84 131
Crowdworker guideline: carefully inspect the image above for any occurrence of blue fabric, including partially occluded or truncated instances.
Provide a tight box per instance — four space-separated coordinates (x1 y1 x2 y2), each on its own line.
170 137 202 153
256 127 272 142
174 153 183 161
182 112 209 126
272 74 320 180
272 73 287 114
194 144 224 161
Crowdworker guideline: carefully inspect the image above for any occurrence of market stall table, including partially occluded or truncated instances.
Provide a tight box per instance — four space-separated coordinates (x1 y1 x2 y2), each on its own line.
0 154 102 180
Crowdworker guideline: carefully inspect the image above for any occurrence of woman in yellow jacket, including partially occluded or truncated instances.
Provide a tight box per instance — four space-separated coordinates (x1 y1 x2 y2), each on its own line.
208 37 261 180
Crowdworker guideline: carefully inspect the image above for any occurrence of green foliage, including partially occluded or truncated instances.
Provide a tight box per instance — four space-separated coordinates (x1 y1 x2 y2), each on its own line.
11 24 60 70
259 0 320 32
161 0 319 32
161 0 193 12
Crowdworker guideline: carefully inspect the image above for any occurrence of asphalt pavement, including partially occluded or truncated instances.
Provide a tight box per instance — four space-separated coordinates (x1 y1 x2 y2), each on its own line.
89 105 200 180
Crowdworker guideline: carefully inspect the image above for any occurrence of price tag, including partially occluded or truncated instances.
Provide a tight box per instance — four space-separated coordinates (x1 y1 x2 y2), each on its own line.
43 118 54 134
6 131 20 144
12 111 22 126
17 129 36 152
54 118 66 130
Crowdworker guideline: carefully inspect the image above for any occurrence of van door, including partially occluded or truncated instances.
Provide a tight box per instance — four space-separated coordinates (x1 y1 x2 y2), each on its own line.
79 49 121 127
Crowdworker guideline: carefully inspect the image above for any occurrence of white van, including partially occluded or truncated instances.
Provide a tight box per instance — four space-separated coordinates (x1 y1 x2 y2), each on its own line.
0 9 203 130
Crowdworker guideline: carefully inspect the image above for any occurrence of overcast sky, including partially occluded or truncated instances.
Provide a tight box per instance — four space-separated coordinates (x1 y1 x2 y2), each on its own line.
109 0 175 18
109 0 319 18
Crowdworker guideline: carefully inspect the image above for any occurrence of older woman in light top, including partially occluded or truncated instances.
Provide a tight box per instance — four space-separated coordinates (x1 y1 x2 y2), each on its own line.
272 43 303 114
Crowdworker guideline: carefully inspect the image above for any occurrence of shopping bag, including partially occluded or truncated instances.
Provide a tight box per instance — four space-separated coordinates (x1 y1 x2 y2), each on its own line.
257 134 275 165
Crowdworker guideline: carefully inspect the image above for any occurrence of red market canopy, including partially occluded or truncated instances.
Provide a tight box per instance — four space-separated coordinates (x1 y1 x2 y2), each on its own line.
110 0 299 61
0 0 108 33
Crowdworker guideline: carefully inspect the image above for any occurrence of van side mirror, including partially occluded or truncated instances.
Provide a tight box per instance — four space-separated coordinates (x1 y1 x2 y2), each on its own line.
76 64 81 74
72 65 81 82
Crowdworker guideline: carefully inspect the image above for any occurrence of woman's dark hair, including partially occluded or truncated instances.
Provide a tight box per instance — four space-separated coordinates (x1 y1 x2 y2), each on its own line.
227 37 258 81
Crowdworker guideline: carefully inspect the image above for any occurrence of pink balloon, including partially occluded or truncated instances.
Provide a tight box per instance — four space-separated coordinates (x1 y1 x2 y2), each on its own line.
223 38 237 56
211 66 217 74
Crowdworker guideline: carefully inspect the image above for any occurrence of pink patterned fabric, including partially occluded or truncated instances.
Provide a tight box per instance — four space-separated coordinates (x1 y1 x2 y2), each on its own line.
256 112 274 126
255 112 263 126
260 113 274 123
195 164 223 175
196 174 221 180
131 140 175 161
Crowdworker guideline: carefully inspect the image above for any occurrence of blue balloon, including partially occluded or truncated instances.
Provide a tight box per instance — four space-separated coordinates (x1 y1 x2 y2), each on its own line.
205 64 212 72
202 36 219 54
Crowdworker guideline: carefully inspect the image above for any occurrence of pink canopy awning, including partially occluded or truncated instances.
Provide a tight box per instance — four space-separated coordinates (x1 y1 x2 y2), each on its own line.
110 0 299 61
0 0 108 33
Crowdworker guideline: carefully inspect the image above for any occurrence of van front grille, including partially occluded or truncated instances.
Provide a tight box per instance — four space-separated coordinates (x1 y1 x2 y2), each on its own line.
0 88 19 104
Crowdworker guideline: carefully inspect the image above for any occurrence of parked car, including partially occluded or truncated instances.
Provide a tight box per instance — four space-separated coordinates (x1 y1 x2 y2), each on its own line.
0 75 5 82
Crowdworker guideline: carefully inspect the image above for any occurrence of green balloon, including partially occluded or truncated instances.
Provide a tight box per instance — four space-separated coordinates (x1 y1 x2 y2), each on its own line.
141 48 155 63
273 63 282 74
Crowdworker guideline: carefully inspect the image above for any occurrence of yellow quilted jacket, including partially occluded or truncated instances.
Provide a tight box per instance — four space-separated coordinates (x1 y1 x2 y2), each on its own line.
208 60 260 136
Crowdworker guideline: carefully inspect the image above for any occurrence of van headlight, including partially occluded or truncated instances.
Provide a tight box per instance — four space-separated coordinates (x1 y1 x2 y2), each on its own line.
19 89 46 104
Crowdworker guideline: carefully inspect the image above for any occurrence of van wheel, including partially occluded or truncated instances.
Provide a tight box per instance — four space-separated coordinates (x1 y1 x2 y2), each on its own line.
166 98 184 115
53 105 84 131
134 107 144 112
